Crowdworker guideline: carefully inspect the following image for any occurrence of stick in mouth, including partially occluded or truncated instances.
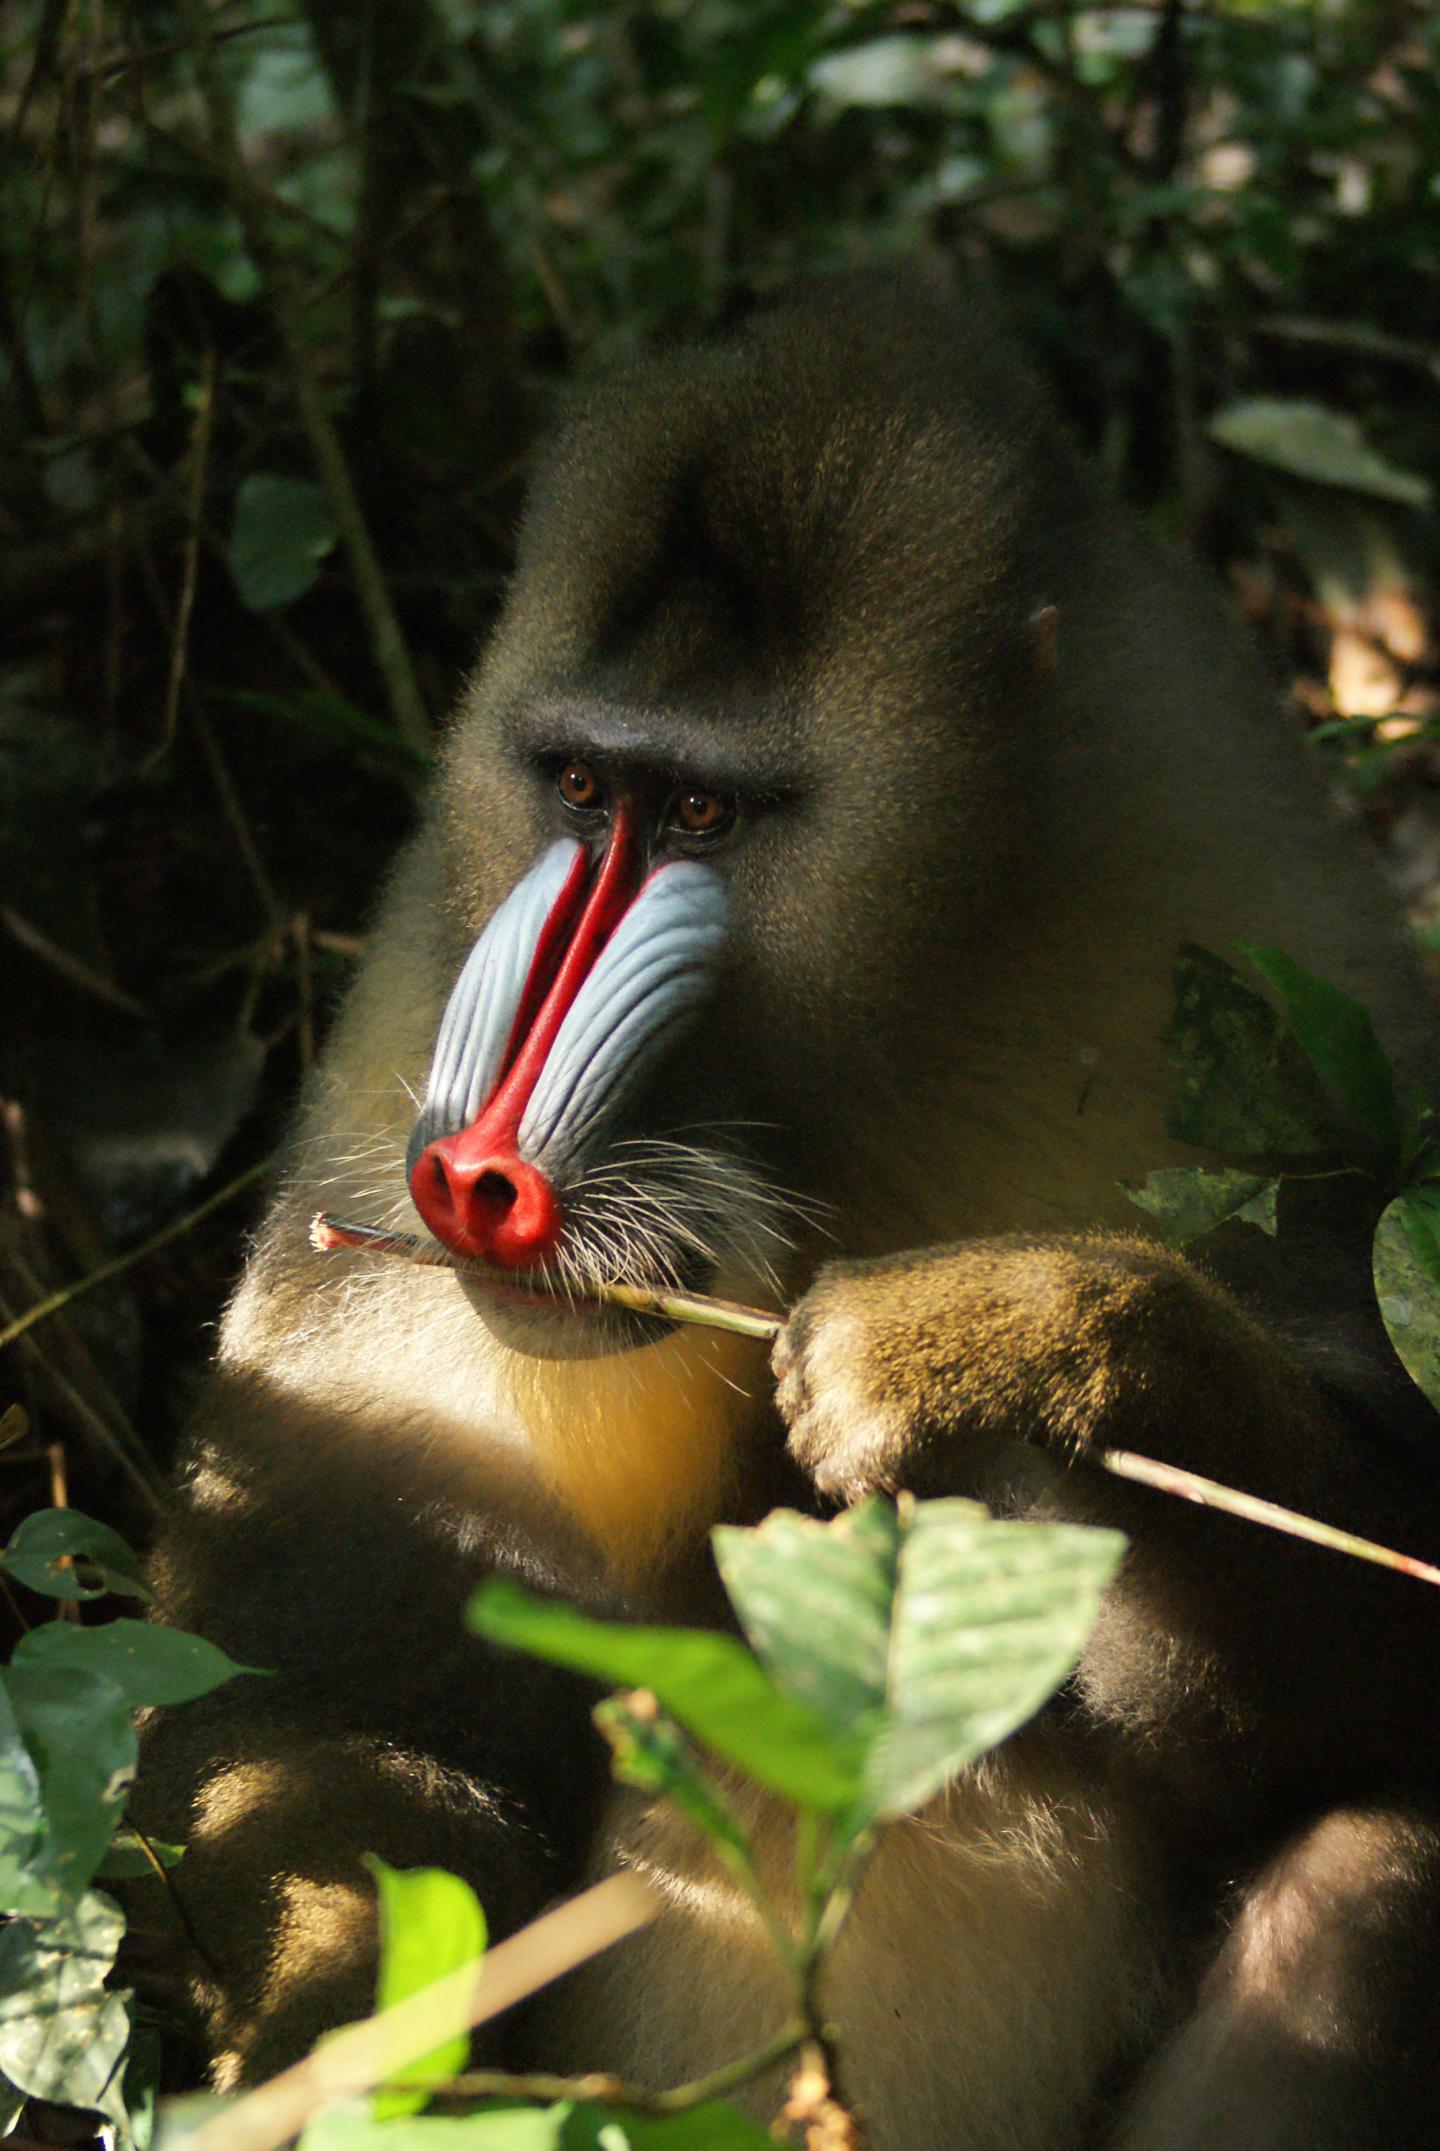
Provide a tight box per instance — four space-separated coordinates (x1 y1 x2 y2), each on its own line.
309 1212 783 1342
309 1211 1440 1593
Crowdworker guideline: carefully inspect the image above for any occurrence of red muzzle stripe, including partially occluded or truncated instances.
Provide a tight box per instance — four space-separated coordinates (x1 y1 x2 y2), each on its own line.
407 809 645 1265
468 804 644 1157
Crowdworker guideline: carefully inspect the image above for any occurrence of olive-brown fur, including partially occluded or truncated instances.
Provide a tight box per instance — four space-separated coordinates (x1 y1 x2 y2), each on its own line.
132 273 1440 2148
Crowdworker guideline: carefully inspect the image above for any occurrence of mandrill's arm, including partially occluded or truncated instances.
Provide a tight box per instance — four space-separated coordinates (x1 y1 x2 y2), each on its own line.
772 1228 1440 2151
773 1229 1440 1798
126 1371 609 2089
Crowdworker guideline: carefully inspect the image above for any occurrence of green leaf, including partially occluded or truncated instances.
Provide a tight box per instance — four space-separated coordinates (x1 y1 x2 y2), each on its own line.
1 1512 150 1604
0 1679 53 1918
1208 399 1432 508
715 1500 1125 1824
592 1699 757 1882
1239 944 1403 1168
228 475 338 612
469 1583 863 1814
302 2104 572 2151
366 1860 486 2118
714 1501 904 1735
568 2103 777 2149
1163 945 1335 1155
0 1891 130 2131
1374 1190 1440 1412
11 1620 259 1708
3 1666 136 1905
1122 1167 1279 1246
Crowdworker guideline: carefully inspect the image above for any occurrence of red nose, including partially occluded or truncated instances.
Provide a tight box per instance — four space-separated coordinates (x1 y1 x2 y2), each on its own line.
410 1132 563 1269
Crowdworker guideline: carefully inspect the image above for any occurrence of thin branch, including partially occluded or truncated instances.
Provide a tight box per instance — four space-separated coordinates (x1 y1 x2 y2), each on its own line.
191 703 285 930
153 342 218 763
420 2018 807 2117
1 908 151 1018
1094 1446 1440 1589
1254 316 1440 387
175 0 432 755
176 1874 655 2151
311 1214 784 1340
0 1161 269 1356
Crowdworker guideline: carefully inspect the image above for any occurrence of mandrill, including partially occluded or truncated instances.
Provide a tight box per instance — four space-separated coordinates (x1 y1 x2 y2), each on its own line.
135 273 1440 2150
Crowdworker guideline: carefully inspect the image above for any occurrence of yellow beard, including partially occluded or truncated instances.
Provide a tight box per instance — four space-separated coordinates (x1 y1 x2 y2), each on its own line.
503 1326 772 1575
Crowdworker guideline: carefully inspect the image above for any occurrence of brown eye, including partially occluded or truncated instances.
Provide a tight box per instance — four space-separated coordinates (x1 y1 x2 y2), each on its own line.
557 762 602 811
672 788 732 837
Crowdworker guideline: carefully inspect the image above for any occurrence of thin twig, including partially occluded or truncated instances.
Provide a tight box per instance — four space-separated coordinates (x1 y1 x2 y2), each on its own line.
0 1406 31 1454
130 1825 224 1983
176 0 432 755
2 908 151 1017
419 2017 807 2117
0 1161 269 1356
1094 1446 1440 1589
311 1214 784 1341
175 1874 655 2151
311 1211 1440 1590
191 704 286 930
2 1307 165 1512
152 342 217 764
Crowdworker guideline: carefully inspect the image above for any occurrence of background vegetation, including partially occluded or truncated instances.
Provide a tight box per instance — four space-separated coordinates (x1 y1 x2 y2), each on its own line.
2 0 1439 1704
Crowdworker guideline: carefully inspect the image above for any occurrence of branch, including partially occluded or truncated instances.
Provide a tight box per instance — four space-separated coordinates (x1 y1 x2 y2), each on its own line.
175 0 432 756
175 1875 655 2151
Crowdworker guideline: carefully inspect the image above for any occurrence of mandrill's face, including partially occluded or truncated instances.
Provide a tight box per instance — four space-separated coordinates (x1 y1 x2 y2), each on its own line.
401 303 1053 1363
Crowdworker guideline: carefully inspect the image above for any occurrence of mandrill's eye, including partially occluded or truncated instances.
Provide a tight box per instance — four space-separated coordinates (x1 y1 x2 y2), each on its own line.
670 788 735 841
557 761 604 813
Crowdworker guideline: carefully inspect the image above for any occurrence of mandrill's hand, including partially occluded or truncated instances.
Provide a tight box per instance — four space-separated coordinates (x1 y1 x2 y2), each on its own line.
771 1231 1324 1509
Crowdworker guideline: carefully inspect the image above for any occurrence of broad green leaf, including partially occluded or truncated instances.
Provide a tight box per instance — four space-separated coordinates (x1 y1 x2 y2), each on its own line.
228 475 338 613
1163 945 1334 1155
715 1501 1125 1824
366 1860 486 2118
12 1620 258 1708
569 2103 777 2148
713 1501 906 1733
1 1512 150 1604
469 1582 863 1814
4 1666 136 1904
1122 1167 1279 1245
592 1699 757 1881
1208 400 1432 508
302 2104 572 2151
1375 1191 1440 1412
1239 945 1403 1167
0 1680 53 1918
0 1891 130 2131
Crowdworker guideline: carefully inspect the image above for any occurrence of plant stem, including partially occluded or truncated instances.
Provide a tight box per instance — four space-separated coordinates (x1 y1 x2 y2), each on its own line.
418 2017 808 2117
175 0 432 755
0 1162 269 1355
310 1213 782 1340
1094 1446 1440 1587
